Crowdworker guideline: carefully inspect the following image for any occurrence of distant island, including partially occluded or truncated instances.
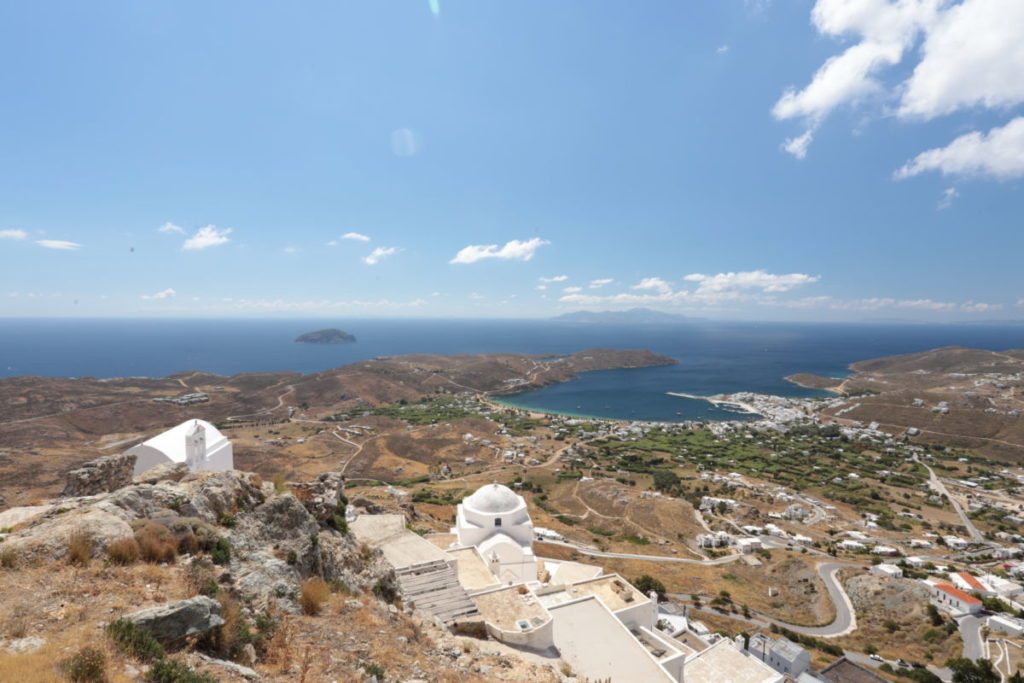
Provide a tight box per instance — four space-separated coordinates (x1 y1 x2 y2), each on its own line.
552 307 688 324
295 328 356 344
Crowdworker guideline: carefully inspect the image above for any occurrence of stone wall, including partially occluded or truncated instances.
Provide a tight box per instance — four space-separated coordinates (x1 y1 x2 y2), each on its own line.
61 453 137 497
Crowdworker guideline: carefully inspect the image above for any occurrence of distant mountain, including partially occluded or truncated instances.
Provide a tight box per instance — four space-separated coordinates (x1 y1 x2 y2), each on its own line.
552 308 689 324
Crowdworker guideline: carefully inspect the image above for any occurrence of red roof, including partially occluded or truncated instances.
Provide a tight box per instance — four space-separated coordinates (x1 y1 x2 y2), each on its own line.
957 572 986 591
935 583 982 604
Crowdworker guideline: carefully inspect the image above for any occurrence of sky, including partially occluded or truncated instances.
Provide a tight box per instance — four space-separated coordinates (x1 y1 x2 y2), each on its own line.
0 0 1021 322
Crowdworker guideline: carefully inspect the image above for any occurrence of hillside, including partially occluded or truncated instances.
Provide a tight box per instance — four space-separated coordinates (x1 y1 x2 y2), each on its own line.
0 349 675 506
789 346 1024 460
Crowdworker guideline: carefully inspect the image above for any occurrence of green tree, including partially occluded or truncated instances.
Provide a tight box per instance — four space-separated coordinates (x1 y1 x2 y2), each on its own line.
946 657 999 683
632 575 667 601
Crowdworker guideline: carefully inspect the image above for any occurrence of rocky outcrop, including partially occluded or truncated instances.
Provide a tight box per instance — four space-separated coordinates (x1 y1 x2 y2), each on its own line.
289 472 346 523
123 596 225 643
133 461 188 485
61 453 137 497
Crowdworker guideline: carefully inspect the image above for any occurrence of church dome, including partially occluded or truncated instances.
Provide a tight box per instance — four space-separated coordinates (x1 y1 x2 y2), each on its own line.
464 484 521 514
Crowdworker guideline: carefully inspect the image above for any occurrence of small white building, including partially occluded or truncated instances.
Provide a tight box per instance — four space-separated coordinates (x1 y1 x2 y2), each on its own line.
743 634 811 678
871 563 903 579
837 540 866 551
905 556 928 569
989 615 1024 637
944 536 969 551
128 419 233 476
871 545 900 556
737 537 762 554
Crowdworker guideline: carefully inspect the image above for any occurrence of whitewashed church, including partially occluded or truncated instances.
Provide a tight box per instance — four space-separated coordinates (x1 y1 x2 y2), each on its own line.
127 419 234 476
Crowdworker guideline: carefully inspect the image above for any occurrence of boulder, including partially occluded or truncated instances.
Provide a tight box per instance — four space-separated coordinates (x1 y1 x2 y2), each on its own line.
61 453 137 497
133 462 189 485
123 596 224 643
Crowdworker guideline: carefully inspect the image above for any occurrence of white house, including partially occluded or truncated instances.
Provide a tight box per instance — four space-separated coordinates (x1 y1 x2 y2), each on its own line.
743 634 810 678
871 563 903 579
926 581 983 616
452 483 538 582
838 540 866 551
128 419 233 476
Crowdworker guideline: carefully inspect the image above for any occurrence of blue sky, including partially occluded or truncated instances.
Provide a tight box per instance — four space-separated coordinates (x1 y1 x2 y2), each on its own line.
0 0 1021 321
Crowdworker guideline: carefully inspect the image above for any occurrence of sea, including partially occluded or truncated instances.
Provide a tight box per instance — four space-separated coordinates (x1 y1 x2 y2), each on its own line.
2 318 1024 423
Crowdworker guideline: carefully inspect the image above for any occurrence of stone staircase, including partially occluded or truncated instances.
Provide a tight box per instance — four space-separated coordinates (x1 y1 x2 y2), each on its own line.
395 559 480 623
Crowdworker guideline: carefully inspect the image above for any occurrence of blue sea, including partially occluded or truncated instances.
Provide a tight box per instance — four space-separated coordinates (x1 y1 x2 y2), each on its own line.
2 318 1023 422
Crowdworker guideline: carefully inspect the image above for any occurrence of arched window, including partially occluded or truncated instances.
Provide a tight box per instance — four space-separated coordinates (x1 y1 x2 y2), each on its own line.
495 517 502 527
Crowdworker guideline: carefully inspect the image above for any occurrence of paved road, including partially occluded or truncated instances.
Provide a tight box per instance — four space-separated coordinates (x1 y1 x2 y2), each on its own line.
544 539 743 565
959 614 986 661
916 456 984 542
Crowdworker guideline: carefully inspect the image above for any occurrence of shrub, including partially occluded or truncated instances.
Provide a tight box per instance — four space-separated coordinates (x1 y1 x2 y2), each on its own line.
364 662 385 678
299 577 330 616
67 531 93 566
0 546 18 569
134 521 177 564
219 514 237 528
63 647 106 682
146 658 216 683
372 577 399 604
210 538 231 566
106 619 165 662
107 537 141 565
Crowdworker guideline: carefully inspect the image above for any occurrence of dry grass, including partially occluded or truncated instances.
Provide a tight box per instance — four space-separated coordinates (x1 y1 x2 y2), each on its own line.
67 530 92 566
106 537 140 565
299 577 331 616
134 521 177 564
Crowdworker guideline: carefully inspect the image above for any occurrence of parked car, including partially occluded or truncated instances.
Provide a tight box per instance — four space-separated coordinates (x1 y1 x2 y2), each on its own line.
896 659 910 669
869 654 884 662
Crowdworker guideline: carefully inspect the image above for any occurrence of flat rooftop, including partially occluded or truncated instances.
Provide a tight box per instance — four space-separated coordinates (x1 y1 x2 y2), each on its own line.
543 559 603 585
537 574 647 611
448 547 500 591
549 596 672 682
350 514 450 570
684 640 781 683
472 586 549 631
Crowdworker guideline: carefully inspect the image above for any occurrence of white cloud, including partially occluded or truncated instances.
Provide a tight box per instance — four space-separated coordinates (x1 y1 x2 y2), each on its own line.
449 238 549 264
342 232 370 242
561 270 821 308
782 130 814 160
1017 298 1024 307
363 246 398 265
716 45 730 54
563 286 583 293
141 288 176 300
0 229 27 240
774 0 1024 161
283 246 298 254
895 117 1024 180
391 128 418 156
36 239 81 250
326 240 338 247
632 277 673 295
899 0 1024 120
684 270 820 294
182 225 232 251
780 295 1001 312
589 278 614 289
158 222 186 234
937 187 959 209
539 275 569 283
